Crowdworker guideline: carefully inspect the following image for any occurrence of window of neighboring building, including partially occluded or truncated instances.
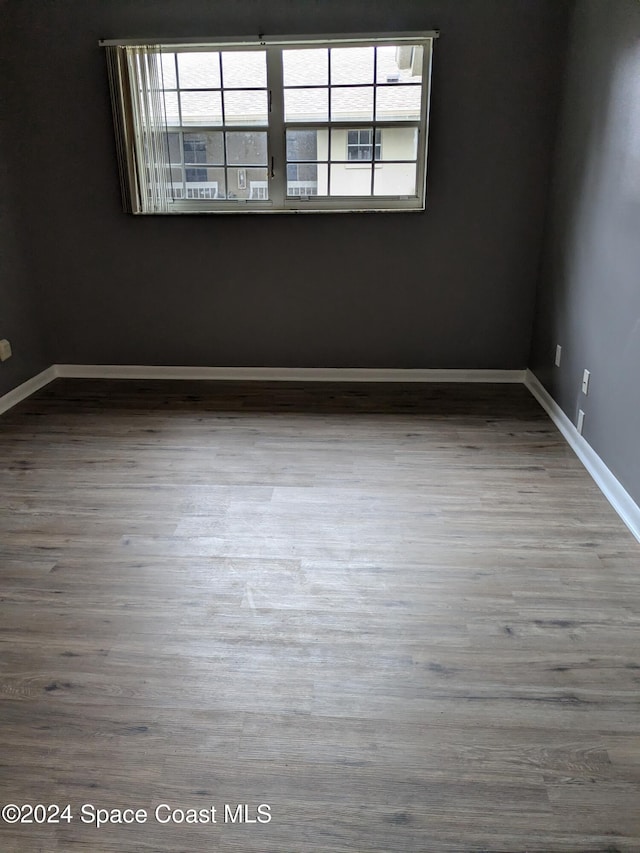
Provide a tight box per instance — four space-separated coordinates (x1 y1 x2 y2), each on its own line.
347 129 382 162
102 32 437 214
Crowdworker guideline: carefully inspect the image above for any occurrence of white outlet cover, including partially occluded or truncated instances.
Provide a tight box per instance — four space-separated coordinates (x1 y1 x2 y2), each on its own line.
582 369 590 394
555 345 562 367
0 339 12 362
577 409 585 435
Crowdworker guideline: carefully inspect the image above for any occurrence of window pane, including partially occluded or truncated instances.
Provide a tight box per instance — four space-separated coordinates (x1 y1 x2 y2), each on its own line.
286 129 328 161
331 87 373 121
330 164 372 196
373 162 417 196
378 127 418 160
283 48 328 86
316 163 329 195
221 51 267 88
227 167 269 200
167 132 182 163
163 91 180 124
284 88 328 122
287 163 323 196
180 91 222 125
183 132 224 165
160 52 177 89
287 163 318 182
168 167 183 200
376 45 423 84
375 85 422 121
330 128 349 161
226 132 268 165
185 166 225 199
177 52 221 88
330 46 374 84
223 90 268 125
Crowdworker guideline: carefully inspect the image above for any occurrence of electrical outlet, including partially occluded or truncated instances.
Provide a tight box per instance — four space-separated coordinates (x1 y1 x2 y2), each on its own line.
555 345 562 367
0 339 12 362
581 369 590 395
577 409 585 435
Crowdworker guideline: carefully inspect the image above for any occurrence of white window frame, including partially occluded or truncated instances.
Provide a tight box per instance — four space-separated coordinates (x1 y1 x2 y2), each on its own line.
101 31 438 214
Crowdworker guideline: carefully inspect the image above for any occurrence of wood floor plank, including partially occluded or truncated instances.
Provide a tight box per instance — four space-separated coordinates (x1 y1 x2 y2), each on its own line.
1 379 639 851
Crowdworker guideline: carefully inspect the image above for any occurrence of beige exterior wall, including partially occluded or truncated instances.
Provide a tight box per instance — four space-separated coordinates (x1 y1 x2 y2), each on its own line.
327 127 417 197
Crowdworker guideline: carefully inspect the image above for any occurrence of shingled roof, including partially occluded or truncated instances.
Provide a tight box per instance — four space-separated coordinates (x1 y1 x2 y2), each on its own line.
161 44 423 125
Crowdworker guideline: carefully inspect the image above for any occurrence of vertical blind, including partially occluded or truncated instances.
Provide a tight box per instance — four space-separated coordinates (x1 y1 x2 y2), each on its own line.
105 45 172 213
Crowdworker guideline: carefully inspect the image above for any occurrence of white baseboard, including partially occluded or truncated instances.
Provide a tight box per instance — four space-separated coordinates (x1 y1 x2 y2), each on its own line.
0 366 57 416
0 365 526 415
525 369 640 544
54 365 527 383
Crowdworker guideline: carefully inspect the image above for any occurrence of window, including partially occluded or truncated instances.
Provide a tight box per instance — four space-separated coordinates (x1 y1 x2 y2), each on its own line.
347 129 381 161
102 32 437 213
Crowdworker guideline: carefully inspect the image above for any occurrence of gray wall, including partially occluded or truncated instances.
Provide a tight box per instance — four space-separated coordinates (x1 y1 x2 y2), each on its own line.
2 0 569 371
530 0 640 507
0 5 49 396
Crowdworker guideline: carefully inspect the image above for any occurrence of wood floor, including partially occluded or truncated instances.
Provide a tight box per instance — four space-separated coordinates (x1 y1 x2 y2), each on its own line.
1 379 639 852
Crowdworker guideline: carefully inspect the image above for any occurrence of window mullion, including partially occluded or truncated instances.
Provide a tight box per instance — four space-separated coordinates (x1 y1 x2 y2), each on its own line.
327 49 332 194
266 47 286 207
370 48 377 195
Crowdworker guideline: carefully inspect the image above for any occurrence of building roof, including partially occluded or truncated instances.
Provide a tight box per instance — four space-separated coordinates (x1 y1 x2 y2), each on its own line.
160 44 423 125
